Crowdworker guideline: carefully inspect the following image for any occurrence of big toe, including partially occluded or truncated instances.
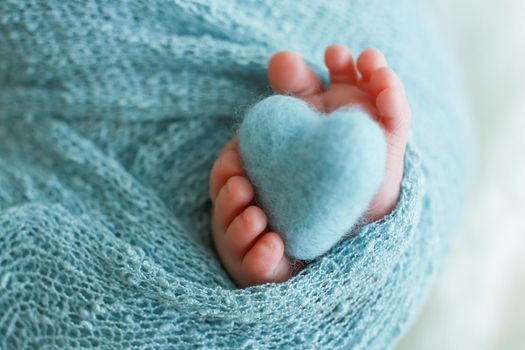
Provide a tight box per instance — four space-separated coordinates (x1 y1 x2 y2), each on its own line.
376 87 411 136
268 51 323 97
370 66 410 134
370 67 404 99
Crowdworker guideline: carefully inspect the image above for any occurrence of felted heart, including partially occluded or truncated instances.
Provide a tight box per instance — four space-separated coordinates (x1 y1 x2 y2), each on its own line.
239 95 386 260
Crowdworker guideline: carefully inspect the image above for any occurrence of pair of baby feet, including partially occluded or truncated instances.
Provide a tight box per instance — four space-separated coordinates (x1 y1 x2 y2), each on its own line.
210 45 411 287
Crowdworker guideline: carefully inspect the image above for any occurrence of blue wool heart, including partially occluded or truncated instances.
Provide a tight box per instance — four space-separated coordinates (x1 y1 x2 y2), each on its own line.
239 95 386 260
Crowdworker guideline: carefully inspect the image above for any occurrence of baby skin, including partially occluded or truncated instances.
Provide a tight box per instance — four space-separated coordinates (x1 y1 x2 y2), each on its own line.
210 45 411 287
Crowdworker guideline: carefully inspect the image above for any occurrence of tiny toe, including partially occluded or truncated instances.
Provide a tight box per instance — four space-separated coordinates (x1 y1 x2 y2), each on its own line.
226 206 268 257
242 232 289 285
376 87 411 135
324 44 358 84
268 51 323 97
210 148 245 203
370 67 404 98
271 254 292 283
213 176 254 229
357 48 387 81
219 135 239 155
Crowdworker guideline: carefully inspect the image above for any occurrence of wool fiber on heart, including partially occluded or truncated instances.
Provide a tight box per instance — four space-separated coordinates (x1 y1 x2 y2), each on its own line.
240 95 386 260
0 0 473 349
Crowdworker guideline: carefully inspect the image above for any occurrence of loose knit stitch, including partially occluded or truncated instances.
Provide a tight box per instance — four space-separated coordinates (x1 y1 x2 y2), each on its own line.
0 1 473 349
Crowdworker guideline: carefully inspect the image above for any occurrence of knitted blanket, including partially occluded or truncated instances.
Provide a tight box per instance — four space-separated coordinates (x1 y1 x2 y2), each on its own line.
0 1 473 349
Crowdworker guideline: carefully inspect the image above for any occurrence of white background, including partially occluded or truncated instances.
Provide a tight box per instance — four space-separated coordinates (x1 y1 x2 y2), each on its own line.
398 0 525 349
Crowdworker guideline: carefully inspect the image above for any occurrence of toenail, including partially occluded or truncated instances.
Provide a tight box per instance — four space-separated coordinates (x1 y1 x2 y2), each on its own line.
218 155 225 169
225 179 233 193
241 210 250 224
262 238 274 251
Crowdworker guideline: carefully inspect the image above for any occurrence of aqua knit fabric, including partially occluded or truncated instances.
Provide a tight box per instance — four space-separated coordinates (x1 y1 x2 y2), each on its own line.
0 1 473 349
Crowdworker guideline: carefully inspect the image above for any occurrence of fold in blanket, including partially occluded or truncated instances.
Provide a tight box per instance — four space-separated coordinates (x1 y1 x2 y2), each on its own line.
0 0 473 349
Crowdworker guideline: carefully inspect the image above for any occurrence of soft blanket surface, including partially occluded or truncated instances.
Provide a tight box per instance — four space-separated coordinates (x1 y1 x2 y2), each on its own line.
0 1 473 349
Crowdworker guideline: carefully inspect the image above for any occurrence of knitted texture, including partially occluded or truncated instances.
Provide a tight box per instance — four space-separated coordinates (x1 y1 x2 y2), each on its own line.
0 1 473 349
239 96 386 260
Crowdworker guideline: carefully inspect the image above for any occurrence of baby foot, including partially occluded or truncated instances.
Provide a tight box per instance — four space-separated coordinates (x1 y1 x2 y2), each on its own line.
210 45 411 287
268 45 411 221
210 137 291 287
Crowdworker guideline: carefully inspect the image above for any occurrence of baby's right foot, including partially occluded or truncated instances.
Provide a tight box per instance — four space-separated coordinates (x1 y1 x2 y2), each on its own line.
269 45 411 221
211 45 411 287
